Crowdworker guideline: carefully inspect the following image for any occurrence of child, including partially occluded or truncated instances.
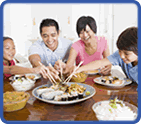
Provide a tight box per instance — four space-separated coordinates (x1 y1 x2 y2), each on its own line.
76 27 138 83
3 37 58 79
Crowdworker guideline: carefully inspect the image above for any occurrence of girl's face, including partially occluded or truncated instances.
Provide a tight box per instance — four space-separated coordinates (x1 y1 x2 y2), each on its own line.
3 39 16 61
79 25 95 44
119 50 138 64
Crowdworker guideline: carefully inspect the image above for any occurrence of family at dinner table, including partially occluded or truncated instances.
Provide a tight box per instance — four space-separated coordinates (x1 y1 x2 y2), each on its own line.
3 16 138 84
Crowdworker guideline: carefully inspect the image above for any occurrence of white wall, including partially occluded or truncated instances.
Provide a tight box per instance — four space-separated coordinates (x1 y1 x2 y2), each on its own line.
3 3 137 57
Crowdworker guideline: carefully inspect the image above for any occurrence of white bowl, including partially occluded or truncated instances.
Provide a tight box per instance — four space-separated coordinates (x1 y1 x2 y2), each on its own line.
92 100 137 121
10 78 35 91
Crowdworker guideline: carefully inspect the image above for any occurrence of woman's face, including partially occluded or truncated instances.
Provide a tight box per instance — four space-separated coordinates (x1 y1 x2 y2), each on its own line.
79 25 95 44
119 50 138 64
3 39 16 61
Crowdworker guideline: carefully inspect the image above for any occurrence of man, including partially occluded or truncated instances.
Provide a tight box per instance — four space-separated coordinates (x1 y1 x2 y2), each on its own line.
28 18 72 78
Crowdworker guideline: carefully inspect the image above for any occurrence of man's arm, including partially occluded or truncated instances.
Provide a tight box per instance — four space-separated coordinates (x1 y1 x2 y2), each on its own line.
29 54 41 67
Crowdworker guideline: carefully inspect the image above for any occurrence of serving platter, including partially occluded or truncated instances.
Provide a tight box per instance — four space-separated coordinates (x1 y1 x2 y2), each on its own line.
92 100 137 120
93 76 132 88
32 82 96 105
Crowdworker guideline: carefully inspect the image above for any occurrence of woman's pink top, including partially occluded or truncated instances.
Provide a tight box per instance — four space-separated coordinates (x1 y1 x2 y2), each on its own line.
71 36 107 66
3 60 15 79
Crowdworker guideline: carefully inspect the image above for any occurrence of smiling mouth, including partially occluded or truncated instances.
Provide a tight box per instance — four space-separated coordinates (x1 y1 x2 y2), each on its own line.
47 41 54 45
9 54 14 57
84 37 90 41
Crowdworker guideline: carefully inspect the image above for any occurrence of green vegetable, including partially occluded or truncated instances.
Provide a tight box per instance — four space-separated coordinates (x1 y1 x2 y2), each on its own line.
85 91 90 95
109 109 112 113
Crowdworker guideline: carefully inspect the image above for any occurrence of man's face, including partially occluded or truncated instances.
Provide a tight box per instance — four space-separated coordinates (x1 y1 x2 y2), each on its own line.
41 26 59 51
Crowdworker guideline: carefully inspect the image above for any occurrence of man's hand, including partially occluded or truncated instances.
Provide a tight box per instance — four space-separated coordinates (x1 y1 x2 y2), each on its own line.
54 60 66 73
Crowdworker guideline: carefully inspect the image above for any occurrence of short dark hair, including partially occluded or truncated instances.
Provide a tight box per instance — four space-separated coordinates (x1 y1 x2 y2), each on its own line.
3 37 13 42
117 27 138 55
76 16 97 36
39 18 59 34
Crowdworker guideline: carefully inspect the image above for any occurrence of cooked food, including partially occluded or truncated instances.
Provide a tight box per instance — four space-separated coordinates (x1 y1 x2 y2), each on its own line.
71 72 87 82
100 76 124 85
26 75 35 80
85 69 99 74
36 83 88 101
3 91 30 112
93 98 137 120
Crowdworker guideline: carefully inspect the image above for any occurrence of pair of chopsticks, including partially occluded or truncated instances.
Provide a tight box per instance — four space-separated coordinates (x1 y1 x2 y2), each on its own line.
39 62 61 85
62 61 83 84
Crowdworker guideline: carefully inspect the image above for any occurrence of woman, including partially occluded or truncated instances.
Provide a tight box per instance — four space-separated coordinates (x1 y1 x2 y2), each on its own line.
76 27 138 83
55 16 111 75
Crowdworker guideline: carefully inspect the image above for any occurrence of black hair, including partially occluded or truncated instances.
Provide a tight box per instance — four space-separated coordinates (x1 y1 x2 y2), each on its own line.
3 37 13 42
76 16 97 36
117 27 138 55
40 18 59 34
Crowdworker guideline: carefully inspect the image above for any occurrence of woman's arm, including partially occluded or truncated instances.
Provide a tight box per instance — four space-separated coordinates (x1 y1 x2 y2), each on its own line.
77 58 112 73
64 47 78 73
101 38 112 75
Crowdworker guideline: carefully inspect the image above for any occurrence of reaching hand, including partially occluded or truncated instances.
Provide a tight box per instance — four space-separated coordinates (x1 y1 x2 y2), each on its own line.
54 60 66 73
100 65 112 75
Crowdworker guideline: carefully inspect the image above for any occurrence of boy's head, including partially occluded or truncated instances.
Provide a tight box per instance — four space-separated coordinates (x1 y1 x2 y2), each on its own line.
117 27 138 55
117 27 138 64
3 37 16 61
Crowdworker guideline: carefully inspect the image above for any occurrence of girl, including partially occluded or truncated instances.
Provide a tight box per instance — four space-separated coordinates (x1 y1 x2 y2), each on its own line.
3 37 58 79
76 27 138 83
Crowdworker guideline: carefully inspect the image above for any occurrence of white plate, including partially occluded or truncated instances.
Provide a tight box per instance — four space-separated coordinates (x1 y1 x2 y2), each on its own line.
84 69 100 75
32 82 96 105
93 76 132 88
25 73 41 80
92 100 137 120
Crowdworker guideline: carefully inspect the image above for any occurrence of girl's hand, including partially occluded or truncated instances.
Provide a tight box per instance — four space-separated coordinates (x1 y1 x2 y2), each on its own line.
100 65 112 75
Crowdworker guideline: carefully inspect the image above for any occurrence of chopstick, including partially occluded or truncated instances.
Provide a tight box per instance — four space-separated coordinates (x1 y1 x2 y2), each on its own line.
63 61 83 84
38 62 56 85
48 63 62 82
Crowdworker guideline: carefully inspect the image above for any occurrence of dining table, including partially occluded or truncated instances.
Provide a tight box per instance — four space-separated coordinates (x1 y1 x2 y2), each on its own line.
3 74 138 121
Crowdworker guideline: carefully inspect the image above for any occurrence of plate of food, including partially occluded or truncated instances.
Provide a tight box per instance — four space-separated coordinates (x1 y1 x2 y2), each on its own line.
84 69 100 75
32 82 96 105
93 76 132 88
92 98 137 120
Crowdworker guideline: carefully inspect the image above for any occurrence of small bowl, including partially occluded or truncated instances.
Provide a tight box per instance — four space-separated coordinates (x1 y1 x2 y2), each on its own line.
71 72 88 83
10 78 35 91
3 91 30 112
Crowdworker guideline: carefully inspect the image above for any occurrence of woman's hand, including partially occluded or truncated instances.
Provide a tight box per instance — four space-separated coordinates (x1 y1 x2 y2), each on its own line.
100 65 112 75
